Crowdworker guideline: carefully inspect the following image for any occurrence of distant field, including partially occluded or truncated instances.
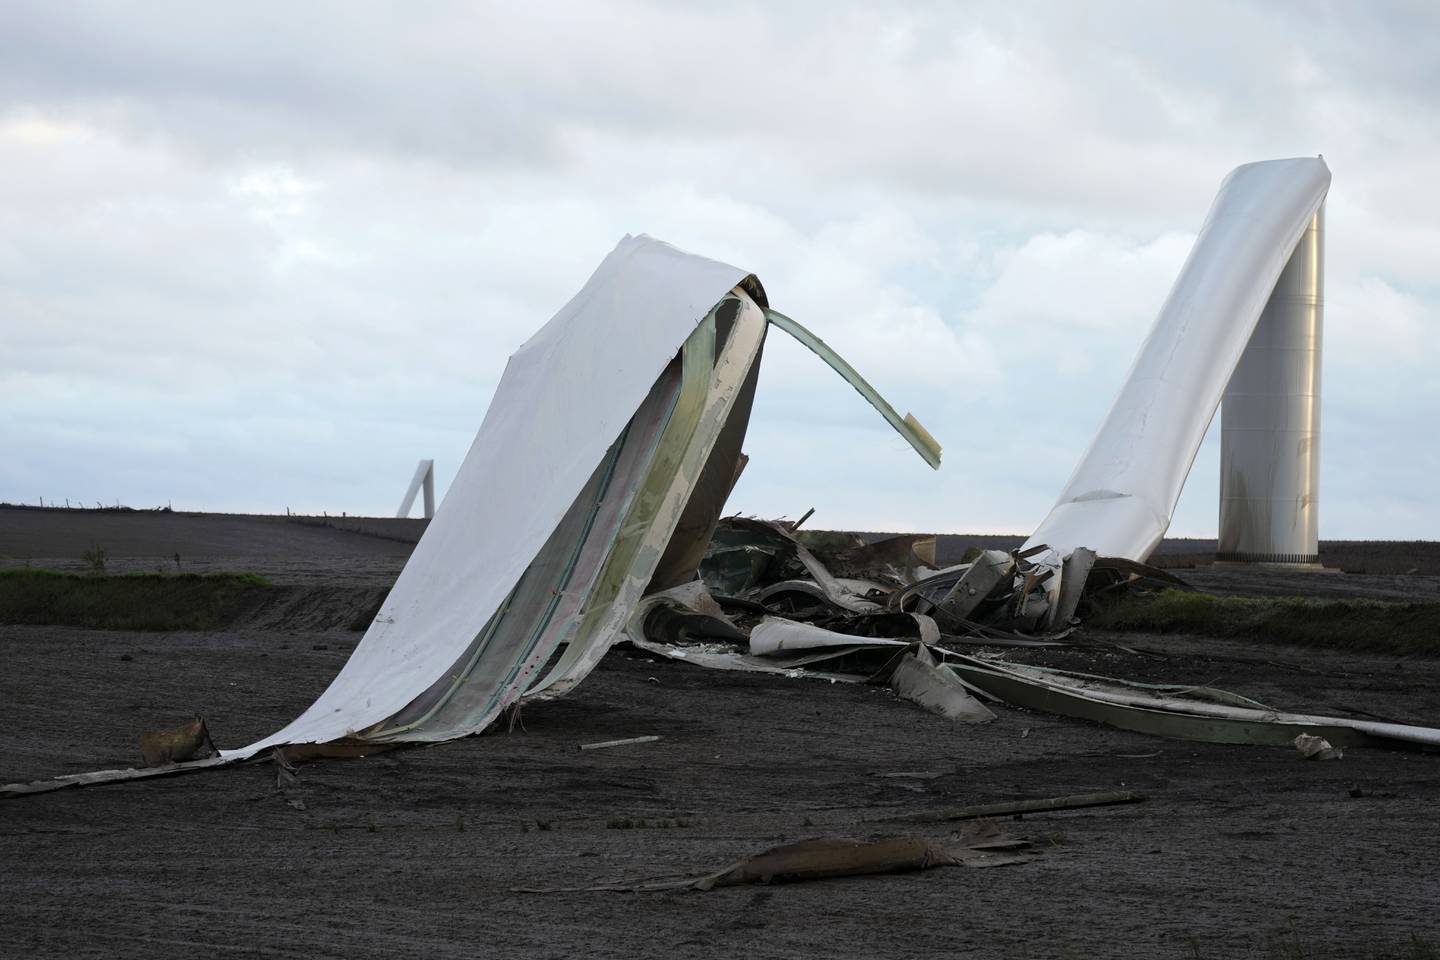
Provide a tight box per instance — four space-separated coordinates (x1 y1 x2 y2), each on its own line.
0 504 426 561
6 504 1440 634
9 504 1438 574
1089 587 1440 656
849 528 1440 576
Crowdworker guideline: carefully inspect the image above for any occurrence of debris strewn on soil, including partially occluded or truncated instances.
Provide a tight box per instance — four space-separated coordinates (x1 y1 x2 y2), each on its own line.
515 826 1037 893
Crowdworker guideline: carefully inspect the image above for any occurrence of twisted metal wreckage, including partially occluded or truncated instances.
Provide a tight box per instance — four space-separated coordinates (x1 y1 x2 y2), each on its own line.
7 157 1439 798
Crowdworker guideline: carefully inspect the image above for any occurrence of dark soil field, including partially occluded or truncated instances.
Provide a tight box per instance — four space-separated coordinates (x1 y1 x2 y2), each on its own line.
3 506 1440 959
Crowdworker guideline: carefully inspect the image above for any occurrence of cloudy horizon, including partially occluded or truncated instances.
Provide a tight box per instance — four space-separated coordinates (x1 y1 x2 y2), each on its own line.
3 1 1437 538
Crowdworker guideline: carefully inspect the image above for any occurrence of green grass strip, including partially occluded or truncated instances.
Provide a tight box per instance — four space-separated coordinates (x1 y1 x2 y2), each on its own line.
0 568 271 631
1089 587 1440 656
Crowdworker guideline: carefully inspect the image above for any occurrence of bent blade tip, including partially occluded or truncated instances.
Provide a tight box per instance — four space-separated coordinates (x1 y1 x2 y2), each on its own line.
902 413 942 469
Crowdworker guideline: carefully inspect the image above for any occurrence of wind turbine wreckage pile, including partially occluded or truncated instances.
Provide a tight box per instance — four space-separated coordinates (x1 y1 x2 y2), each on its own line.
8 157 1439 798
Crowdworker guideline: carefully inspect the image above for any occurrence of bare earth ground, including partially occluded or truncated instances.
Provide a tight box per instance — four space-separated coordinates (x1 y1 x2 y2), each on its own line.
3 507 1440 958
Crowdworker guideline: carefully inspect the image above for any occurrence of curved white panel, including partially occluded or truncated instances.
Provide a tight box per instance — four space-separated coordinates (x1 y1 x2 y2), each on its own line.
1025 158 1331 562
226 235 749 757
222 235 942 758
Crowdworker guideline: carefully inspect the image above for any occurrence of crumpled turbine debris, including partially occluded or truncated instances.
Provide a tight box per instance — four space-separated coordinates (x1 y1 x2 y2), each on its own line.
8 158 1440 797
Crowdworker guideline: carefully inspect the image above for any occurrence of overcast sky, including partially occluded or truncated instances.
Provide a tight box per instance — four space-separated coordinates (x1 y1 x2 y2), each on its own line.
3 1 1437 537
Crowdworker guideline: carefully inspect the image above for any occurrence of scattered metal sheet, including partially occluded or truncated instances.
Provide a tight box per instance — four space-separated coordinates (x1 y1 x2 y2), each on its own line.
690 517 1114 657
628 636 864 682
704 517 883 615
639 598 747 647
947 657 1440 750
792 530 867 558
884 645 996 725
798 533 939 587
756 579 880 615
1046 547 1096 631
623 584 866 680
1083 555 1193 599
579 736 661 751
934 550 1014 625
0 756 233 797
1294 733 1343 760
813 610 941 646
635 598 998 731
884 790 1147 824
749 617 912 658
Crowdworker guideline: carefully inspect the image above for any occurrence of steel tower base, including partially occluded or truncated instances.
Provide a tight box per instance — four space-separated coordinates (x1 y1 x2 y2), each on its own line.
1217 203 1324 566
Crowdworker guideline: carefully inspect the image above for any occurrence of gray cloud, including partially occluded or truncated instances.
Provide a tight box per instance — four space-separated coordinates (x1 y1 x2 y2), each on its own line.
1 0 1437 537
